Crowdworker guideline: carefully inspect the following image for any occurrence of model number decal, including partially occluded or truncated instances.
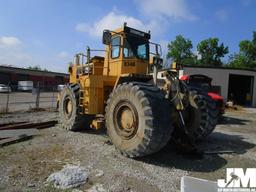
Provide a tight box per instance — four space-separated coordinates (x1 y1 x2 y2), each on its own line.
124 62 135 67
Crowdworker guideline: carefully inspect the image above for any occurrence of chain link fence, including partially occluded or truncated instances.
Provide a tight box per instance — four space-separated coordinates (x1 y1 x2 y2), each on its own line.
0 81 59 114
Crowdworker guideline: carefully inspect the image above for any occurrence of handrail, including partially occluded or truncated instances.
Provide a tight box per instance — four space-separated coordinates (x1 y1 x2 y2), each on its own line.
74 47 110 76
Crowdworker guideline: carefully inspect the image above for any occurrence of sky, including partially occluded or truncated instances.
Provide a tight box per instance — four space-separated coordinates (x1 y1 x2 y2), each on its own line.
0 0 255 73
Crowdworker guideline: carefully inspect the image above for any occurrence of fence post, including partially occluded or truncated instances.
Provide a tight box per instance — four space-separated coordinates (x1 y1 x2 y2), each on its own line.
51 88 55 108
6 82 10 113
35 81 40 109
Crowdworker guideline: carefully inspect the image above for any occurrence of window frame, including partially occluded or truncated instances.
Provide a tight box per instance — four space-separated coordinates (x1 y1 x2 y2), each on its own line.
111 35 121 59
123 36 149 60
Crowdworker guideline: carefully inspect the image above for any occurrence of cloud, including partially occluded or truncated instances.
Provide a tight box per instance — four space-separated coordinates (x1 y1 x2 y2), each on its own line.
0 48 33 68
215 9 229 22
194 50 202 60
159 40 169 56
75 11 168 40
137 0 198 21
76 11 151 37
0 36 22 47
0 36 70 73
0 36 38 68
75 0 198 40
75 0 198 65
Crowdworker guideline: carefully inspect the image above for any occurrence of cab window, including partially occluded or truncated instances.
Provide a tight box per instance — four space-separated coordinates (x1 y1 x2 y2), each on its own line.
137 44 147 59
123 35 149 60
111 36 121 58
123 39 134 58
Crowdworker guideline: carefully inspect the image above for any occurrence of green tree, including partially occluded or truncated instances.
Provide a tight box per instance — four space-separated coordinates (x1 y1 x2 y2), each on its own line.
228 31 256 69
27 65 42 70
167 35 196 65
240 32 256 60
228 53 250 68
197 38 229 66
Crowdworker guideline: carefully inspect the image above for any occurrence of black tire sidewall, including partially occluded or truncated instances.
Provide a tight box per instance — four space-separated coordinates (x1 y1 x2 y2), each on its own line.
59 86 78 130
106 84 150 152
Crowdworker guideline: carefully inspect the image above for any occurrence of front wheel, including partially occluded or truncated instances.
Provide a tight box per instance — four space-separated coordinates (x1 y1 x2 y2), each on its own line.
105 82 173 158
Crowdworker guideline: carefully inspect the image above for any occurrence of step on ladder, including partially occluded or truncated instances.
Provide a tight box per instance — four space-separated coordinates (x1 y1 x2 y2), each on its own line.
79 88 89 114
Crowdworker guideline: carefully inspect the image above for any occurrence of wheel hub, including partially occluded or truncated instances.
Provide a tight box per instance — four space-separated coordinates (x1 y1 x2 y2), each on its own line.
113 100 139 140
63 97 73 118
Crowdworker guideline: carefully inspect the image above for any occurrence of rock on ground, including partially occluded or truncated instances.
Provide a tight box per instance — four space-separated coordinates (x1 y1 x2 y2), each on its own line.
95 169 104 178
72 189 84 192
47 165 88 189
86 183 106 192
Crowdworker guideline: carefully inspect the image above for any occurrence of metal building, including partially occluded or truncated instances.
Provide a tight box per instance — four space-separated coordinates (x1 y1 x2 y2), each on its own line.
183 66 256 107
0 66 69 90
157 66 256 107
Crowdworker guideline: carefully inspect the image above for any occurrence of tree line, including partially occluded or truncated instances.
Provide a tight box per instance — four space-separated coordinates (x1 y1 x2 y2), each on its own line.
27 65 49 72
166 31 256 69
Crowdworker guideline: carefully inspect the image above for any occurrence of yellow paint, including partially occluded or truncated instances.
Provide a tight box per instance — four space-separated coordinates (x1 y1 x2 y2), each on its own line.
68 25 151 115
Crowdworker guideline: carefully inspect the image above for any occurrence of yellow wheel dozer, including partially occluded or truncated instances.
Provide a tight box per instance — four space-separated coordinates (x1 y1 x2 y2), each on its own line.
58 23 218 158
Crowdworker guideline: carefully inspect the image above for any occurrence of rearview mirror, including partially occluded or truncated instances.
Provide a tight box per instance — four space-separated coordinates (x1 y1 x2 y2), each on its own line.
102 30 111 45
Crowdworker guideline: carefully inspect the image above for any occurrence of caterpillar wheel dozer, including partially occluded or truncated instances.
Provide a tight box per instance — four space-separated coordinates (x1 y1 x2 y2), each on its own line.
58 23 218 158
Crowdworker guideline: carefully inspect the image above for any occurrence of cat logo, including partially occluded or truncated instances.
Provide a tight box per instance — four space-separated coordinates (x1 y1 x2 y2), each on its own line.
124 61 135 67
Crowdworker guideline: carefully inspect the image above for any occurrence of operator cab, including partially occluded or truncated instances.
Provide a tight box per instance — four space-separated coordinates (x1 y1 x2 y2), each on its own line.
122 27 149 60
102 24 161 76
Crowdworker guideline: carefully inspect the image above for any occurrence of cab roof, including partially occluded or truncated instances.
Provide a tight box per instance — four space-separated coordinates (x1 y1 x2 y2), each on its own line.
113 25 151 40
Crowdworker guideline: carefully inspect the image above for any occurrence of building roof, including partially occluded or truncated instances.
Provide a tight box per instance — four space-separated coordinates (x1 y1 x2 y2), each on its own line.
0 65 69 77
183 65 256 73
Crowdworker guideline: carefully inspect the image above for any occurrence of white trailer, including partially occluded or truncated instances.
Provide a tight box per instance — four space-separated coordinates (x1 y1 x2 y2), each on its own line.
18 81 33 91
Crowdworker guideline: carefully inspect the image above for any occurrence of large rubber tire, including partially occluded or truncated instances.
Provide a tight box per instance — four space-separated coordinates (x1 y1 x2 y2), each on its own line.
59 84 89 131
105 82 173 158
172 90 218 142
190 91 219 139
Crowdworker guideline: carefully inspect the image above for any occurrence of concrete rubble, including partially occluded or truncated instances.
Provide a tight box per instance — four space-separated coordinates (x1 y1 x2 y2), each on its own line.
47 165 89 189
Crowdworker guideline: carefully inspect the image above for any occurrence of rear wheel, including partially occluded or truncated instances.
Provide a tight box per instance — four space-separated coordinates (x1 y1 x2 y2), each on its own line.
59 84 91 131
105 82 173 158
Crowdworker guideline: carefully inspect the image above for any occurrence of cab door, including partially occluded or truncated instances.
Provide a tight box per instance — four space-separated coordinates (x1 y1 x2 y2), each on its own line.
108 35 123 76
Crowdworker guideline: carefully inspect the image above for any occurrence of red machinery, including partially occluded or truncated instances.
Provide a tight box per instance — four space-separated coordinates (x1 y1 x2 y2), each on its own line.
180 74 225 114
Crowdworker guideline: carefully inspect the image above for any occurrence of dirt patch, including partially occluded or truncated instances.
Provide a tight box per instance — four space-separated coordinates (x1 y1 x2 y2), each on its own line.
0 109 256 191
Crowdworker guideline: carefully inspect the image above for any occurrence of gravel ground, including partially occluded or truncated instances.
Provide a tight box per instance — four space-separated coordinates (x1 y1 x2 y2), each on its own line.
0 108 256 192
